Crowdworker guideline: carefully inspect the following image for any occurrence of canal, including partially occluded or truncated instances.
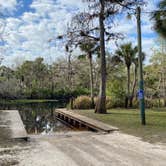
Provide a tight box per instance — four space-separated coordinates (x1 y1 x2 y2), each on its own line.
0 100 70 135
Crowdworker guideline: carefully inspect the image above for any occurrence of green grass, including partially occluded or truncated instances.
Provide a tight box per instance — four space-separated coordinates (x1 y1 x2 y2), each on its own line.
0 99 58 104
75 108 166 143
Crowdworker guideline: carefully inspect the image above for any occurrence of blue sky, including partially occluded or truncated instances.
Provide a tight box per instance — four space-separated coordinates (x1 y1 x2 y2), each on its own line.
0 0 160 67
14 0 34 17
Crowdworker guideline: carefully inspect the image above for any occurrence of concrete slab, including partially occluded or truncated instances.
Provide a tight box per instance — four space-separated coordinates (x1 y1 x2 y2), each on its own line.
0 110 28 140
17 131 166 166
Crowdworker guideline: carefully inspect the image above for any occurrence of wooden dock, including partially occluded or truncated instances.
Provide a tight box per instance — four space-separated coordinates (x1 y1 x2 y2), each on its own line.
55 109 118 133
0 110 28 140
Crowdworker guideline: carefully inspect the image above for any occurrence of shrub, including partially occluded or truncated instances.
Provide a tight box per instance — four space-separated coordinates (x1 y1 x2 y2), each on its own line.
73 96 92 109
145 98 165 108
95 96 124 109
72 96 166 110
73 95 126 110
106 96 112 109
105 96 124 109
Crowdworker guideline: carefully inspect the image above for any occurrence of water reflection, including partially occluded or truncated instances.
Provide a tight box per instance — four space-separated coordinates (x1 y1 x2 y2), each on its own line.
0 101 70 134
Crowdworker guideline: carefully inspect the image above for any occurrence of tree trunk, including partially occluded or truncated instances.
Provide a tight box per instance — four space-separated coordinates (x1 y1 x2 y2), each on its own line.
163 71 166 107
95 0 106 114
68 52 73 108
125 66 130 108
51 82 54 99
68 53 72 89
88 52 95 108
164 98 166 107
129 65 137 107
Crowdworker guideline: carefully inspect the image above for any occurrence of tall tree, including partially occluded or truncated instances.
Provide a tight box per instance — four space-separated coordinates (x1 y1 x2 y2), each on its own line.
80 0 142 113
115 43 138 108
95 0 107 113
149 47 166 106
65 44 73 90
152 0 166 38
79 40 99 108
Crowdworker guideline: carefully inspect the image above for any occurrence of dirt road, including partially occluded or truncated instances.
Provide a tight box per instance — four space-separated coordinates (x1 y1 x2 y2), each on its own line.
4 131 163 166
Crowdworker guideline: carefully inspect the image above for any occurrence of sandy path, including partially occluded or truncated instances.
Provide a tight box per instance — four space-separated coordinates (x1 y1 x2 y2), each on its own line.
14 131 166 166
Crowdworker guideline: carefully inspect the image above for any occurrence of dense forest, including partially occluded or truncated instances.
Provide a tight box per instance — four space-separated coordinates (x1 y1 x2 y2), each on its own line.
0 42 165 108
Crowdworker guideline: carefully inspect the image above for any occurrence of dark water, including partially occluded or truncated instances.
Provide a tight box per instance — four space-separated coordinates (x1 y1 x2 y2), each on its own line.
0 101 70 135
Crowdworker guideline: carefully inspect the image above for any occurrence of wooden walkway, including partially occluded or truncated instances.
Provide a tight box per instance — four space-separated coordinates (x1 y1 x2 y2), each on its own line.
55 109 118 133
0 110 28 140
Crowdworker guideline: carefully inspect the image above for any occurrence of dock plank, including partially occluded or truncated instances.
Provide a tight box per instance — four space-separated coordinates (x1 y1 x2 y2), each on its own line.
0 110 28 139
55 109 118 132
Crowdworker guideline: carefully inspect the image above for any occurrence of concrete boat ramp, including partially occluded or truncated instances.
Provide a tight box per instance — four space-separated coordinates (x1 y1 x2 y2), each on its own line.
1 109 166 166
0 110 28 140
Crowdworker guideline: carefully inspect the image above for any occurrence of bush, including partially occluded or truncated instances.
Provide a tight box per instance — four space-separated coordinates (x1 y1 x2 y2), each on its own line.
72 96 166 110
145 98 165 108
73 95 125 110
73 96 92 109
105 96 112 109
105 96 124 109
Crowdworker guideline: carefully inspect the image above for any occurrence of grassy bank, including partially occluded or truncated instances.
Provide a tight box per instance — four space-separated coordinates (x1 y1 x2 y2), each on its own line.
0 99 58 105
75 108 166 143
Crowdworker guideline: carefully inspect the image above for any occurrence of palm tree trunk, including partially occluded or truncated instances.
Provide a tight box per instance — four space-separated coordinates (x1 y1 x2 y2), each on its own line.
95 0 106 114
68 52 73 109
130 65 137 107
125 66 130 108
88 52 95 108
68 53 72 89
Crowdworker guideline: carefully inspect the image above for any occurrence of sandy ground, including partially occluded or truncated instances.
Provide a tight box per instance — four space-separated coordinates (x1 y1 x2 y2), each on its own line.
1 131 166 166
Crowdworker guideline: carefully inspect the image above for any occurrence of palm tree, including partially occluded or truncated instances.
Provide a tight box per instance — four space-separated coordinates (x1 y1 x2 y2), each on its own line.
152 0 166 38
115 43 138 108
79 41 99 108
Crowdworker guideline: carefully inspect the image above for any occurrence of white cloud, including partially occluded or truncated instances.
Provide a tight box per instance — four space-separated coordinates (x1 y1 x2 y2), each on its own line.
109 1 158 64
1 0 88 67
21 12 40 23
0 0 17 13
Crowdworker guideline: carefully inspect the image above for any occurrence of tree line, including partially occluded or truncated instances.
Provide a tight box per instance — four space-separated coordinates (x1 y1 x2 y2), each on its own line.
0 42 165 107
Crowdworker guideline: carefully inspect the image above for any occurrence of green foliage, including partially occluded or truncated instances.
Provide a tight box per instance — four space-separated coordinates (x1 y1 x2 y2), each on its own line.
0 47 165 110
105 97 125 109
145 99 165 108
0 57 91 100
144 47 165 100
115 43 138 68
72 88 89 97
73 95 125 110
106 79 126 102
